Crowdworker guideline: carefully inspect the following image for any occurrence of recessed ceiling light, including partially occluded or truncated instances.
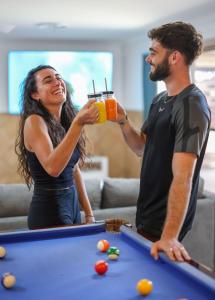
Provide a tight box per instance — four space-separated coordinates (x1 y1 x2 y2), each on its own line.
35 22 66 30
0 24 15 34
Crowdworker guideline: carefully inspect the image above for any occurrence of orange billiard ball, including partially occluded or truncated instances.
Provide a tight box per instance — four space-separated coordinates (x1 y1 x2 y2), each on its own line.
97 239 110 252
95 260 108 275
136 278 153 296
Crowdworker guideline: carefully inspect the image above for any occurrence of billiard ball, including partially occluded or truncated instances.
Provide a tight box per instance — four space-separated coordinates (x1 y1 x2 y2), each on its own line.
136 278 153 296
0 246 6 258
1 273 16 289
107 246 120 260
97 239 110 252
95 260 108 275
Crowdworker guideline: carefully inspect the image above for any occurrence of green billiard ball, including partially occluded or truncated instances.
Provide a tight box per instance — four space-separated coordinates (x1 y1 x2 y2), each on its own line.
107 246 120 260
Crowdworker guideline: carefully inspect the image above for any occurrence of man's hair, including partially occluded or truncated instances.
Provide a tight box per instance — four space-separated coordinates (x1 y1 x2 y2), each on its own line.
148 21 203 65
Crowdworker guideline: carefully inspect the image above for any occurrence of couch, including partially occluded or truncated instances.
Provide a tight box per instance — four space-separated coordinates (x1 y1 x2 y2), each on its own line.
0 178 215 270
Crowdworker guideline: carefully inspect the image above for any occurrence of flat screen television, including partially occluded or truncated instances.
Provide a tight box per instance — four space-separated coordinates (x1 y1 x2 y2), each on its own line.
8 51 113 114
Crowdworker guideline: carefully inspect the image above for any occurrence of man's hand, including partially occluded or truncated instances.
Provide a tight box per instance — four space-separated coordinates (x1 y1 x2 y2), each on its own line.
151 238 191 262
115 102 127 124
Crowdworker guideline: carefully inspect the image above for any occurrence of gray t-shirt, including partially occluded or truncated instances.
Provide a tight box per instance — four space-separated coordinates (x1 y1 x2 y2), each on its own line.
136 84 211 240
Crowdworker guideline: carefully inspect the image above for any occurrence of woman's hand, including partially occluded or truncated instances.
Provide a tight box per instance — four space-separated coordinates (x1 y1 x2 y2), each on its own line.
85 215 95 224
74 100 99 126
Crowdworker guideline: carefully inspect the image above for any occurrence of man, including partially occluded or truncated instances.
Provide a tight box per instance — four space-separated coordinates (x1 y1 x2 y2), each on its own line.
116 22 211 262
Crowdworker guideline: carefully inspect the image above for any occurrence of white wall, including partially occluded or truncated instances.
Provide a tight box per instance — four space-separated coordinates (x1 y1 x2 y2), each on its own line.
121 33 148 111
120 12 215 111
1 10 215 114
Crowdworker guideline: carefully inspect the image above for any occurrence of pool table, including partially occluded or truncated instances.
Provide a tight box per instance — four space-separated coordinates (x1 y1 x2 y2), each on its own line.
0 223 215 300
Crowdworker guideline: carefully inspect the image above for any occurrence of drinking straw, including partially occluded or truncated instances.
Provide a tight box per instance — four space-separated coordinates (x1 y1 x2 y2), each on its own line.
92 80 96 94
105 78 108 92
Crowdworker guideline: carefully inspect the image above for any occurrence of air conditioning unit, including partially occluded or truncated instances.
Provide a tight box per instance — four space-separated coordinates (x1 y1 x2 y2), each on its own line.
80 156 108 179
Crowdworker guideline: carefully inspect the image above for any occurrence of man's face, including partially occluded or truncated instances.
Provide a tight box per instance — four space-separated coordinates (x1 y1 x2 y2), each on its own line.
146 40 171 81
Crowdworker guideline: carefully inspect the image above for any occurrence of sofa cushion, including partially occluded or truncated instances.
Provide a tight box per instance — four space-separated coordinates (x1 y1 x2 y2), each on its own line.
0 216 28 232
183 198 215 269
0 184 32 218
84 179 103 209
197 177 205 199
102 178 139 209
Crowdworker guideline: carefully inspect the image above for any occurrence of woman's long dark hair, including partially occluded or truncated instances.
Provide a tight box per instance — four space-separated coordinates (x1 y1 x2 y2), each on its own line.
15 65 86 188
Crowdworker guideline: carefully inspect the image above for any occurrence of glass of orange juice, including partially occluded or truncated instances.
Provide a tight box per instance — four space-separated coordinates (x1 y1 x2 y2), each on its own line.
87 93 107 124
102 91 117 121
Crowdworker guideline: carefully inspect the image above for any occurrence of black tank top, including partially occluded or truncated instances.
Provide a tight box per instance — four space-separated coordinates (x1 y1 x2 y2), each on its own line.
26 148 80 189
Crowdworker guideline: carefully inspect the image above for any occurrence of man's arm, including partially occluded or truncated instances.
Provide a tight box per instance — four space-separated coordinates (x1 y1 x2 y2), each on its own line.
151 152 197 262
116 102 146 157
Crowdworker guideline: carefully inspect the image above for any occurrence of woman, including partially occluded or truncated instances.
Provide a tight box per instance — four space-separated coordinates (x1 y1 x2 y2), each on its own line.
15 65 98 229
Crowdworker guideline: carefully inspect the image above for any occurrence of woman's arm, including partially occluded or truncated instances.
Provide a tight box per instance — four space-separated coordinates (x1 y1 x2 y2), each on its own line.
73 163 95 224
24 100 98 177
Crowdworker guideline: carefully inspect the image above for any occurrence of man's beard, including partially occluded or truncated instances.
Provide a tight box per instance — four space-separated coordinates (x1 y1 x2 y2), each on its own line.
149 56 170 81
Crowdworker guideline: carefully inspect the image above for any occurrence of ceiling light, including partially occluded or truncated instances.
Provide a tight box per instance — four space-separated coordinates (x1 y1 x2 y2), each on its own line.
35 22 67 30
0 24 15 34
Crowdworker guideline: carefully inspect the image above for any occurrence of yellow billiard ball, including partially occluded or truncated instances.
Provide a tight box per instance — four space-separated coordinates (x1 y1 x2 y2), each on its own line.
1 273 16 289
136 278 153 296
0 246 6 258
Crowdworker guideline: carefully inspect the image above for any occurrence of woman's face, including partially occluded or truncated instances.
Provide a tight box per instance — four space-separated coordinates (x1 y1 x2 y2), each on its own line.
31 68 67 106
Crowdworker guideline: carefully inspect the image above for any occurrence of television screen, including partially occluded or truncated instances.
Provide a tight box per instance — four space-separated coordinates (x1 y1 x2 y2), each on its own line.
8 51 113 114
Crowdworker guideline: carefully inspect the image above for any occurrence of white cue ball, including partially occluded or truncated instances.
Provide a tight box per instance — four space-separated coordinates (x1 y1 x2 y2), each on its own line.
0 246 6 258
2 273 16 289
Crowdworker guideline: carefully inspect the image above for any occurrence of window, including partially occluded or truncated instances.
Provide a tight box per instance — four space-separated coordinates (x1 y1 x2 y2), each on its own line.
143 53 157 119
194 49 215 187
8 51 113 114
194 50 215 129
157 81 166 94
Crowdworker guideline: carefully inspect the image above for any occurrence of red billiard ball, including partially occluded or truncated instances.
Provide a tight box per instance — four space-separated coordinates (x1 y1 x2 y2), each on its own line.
95 260 108 275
